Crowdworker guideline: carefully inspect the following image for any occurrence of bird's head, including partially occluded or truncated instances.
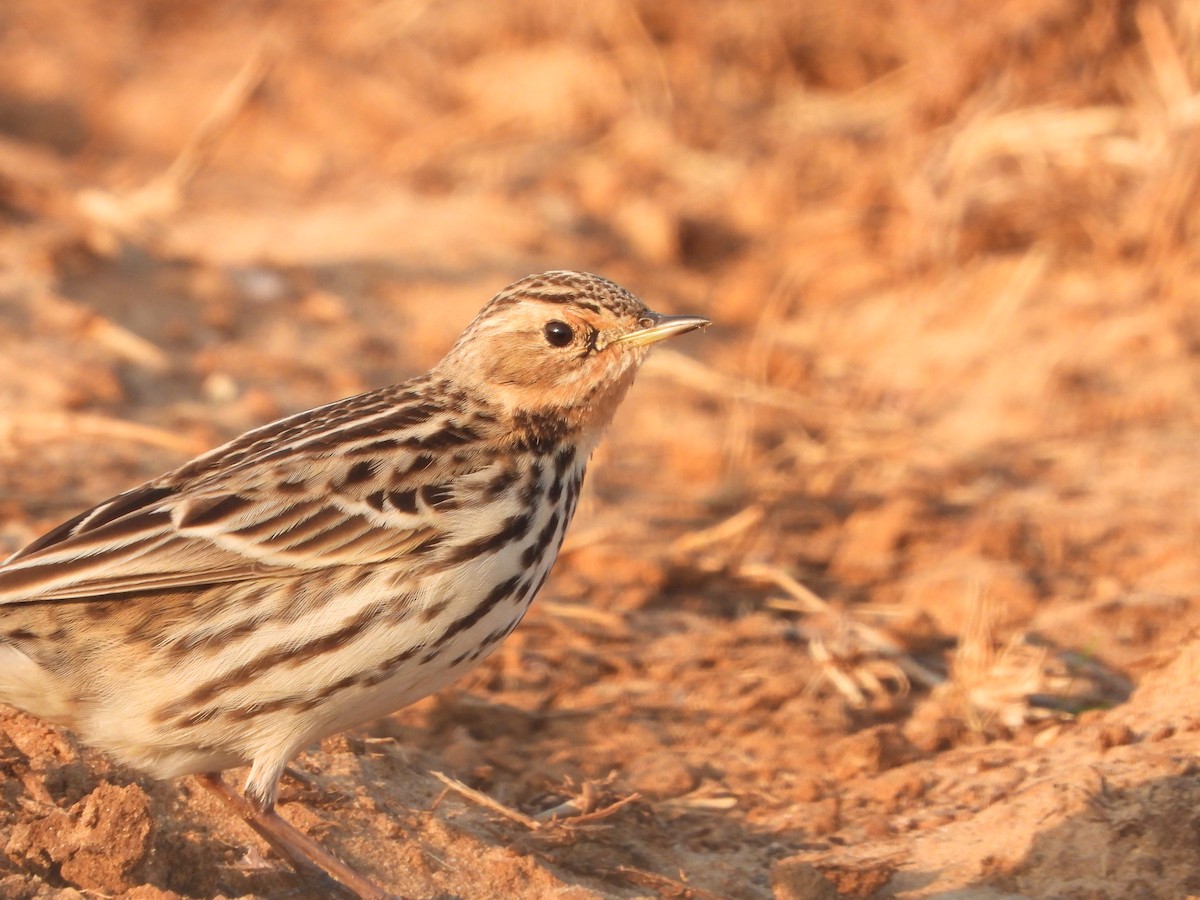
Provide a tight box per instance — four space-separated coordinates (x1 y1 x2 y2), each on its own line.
436 271 709 441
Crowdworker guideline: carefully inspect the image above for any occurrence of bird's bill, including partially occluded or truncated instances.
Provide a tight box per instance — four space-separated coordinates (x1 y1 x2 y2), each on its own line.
615 312 711 347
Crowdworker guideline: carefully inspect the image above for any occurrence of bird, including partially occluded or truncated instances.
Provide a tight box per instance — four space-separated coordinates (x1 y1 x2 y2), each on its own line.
0 270 709 898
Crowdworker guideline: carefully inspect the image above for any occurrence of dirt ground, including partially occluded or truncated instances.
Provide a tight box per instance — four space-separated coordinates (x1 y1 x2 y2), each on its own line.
0 1 1199 897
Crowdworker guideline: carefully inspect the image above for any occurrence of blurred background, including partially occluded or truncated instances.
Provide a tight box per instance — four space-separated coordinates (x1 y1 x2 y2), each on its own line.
1 1 1200 898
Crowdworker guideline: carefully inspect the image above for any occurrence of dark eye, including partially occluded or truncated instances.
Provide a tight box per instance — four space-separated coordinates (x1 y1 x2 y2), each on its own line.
543 320 574 347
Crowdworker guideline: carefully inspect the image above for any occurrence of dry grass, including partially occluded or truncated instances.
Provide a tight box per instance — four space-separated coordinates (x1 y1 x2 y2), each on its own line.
0 0 1199 897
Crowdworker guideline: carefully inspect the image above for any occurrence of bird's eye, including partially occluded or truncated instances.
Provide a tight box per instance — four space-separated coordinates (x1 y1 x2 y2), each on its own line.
543 321 574 347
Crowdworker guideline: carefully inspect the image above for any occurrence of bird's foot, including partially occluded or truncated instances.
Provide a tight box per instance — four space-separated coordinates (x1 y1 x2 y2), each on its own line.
196 772 399 900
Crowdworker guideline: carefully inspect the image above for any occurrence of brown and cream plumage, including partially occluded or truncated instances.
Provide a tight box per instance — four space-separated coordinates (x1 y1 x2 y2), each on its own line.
0 271 708 898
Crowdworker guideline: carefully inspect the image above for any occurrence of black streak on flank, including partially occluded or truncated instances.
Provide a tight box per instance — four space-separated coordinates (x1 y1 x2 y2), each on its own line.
484 467 519 500
164 600 388 716
166 616 260 662
434 574 521 649
446 513 532 565
522 568 552 603
521 510 560 568
215 641 428 725
420 600 450 623
362 645 421 687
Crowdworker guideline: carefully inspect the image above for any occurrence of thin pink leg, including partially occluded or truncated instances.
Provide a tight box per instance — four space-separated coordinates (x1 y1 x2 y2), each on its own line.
196 772 397 900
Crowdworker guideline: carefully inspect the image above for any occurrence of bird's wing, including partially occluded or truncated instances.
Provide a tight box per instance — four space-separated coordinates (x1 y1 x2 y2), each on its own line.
0 391 499 605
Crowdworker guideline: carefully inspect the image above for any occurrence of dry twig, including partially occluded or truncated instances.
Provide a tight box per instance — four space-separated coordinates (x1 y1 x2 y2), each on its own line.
430 771 639 832
741 562 945 703
76 41 272 248
430 771 539 830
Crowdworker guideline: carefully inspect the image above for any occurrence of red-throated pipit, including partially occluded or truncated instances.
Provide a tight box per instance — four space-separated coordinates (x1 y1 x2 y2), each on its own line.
0 271 708 898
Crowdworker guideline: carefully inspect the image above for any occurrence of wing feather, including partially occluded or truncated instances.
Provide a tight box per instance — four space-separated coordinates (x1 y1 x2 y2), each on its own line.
0 401 493 606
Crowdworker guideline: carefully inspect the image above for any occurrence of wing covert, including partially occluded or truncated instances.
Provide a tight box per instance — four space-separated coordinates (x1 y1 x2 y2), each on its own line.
0 442 482 606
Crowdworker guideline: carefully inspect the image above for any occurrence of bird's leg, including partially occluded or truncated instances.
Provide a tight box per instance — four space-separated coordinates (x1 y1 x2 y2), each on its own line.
195 772 397 900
